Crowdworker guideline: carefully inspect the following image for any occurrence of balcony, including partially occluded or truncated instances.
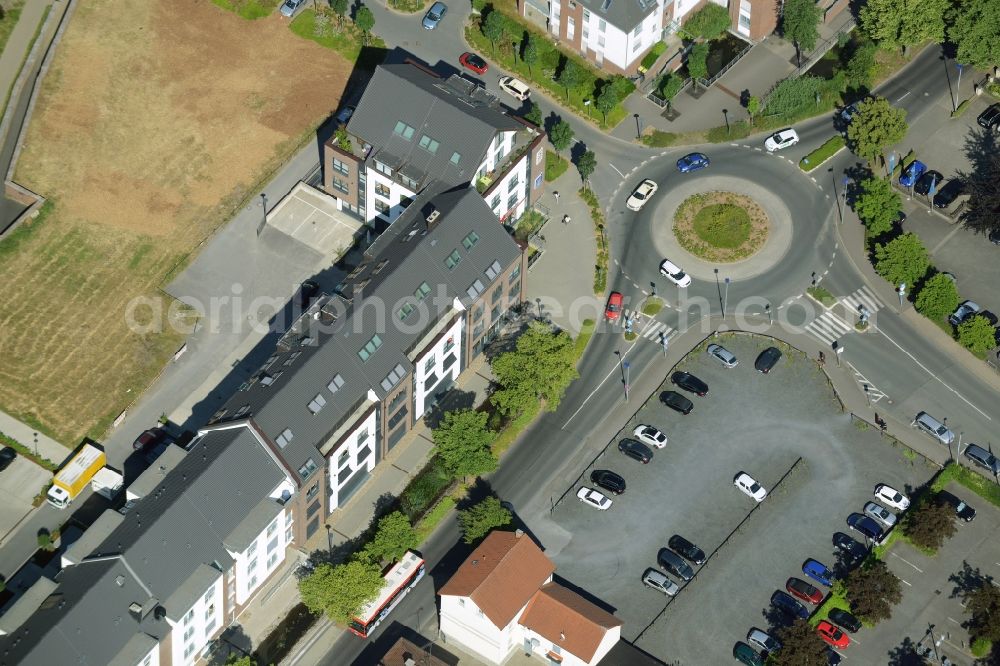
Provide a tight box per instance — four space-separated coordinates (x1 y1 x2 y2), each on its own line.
478 128 538 196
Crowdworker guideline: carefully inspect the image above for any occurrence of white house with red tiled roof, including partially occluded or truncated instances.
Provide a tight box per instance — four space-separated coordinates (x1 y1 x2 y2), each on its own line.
438 530 622 665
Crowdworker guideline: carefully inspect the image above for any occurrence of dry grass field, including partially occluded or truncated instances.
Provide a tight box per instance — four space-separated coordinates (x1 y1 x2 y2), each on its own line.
0 0 350 445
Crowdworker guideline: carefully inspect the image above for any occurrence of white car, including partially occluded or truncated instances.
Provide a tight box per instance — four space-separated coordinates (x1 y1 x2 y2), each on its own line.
577 487 613 510
633 425 668 449
626 179 658 211
864 501 897 528
659 259 692 288
875 484 910 510
734 472 767 502
707 343 739 368
764 128 799 152
498 76 531 102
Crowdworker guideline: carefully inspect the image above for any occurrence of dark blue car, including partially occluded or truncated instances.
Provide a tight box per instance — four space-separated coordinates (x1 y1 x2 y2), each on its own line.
899 159 926 188
803 559 835 587
847 513 884 542
676 152 710 173
771 590 809 620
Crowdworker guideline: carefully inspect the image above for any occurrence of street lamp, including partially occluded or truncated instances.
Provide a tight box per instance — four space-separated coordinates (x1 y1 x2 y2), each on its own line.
765 303 772 325
325 524 333 551
897 283 906 310
722 108 730 136
257 193 268 237
955 63 965 112
633 113 642 140
723 277 731 316
622 360 630 402
840 175 849 223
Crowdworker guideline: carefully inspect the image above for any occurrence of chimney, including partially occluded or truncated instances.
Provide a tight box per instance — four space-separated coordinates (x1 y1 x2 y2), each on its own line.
425 207 441 229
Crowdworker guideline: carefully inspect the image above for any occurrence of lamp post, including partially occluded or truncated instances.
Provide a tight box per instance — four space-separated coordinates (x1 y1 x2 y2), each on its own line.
723 277 731 316
955 63 964 112
633 113 642 140
325 524 333 551
713 268 723 312
33 432 38 457
722 108 730 136
622 360 630 402
257 193 268 237
841 176 849 223
765 303 772 325
897 283 906 311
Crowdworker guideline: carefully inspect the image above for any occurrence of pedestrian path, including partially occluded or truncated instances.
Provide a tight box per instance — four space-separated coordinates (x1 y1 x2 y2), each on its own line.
840 285 884 315
610 309 679 343
803 310 853 347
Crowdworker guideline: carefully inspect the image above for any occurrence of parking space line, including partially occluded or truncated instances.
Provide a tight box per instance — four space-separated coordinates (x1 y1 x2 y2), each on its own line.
899 577 912 586
890 552 924 572
948 616 962 625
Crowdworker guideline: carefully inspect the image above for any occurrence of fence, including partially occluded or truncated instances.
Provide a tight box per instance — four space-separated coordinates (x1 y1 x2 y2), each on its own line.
696 39 754 90
646 77 693 108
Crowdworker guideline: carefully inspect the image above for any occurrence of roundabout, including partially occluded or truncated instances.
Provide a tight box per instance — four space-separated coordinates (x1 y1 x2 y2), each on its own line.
673 190 768 264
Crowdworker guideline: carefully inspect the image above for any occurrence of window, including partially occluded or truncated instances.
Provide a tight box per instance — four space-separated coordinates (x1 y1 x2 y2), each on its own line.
374 160 392 176
374 199 389 214
307 482 320 499
739 13 751 29
450 152 461 165
205 616 217 635
509 283 521 300
267 552 278 569
397 302 415 321
248 541 258 556
632 39 643 52
388 390 408 413
492 285 503 303
473 322 484 339
331 177 349 194
597 35 606 47
633 24 642 37
267 520 278 537
358 428 370 445
307 393 327 414
393 121 415 140
466 279 485 299
444 249 462 271
598 18 606 31
509 263 521 284
424 355 436 373
328 374 345 393
374 183 390 198
485 259 502 280
381 364 407 392
508 175 520 192
332 158 349 176
474 306 484 322
234 404 251 419
583 9 590 20
400 173 419 190
275 428 293 448
443 336 455 353
249 557 258 572
184 609 195 625
415 282 431 300
204 602 215 621
388 406 409 429
184 643 196 659
204 588 215 605
298 458 318 480
358 334 382 361
507 193 519 210
418 134 440 154
491 303 501 321
248 574 258 589
462 231 480 250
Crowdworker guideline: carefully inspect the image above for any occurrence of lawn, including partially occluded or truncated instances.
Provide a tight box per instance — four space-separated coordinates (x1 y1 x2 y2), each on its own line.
2 0 352 445
210 0 280 20
0 1 25 57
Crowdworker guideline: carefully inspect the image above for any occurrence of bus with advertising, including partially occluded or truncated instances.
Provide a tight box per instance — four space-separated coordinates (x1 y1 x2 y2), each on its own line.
348 550 426 638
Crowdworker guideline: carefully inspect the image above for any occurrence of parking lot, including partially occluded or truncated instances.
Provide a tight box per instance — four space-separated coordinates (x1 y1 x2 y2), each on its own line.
547 334 934 665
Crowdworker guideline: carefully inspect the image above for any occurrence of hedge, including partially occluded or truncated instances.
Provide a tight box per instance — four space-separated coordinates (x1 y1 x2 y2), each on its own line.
799 136 846 171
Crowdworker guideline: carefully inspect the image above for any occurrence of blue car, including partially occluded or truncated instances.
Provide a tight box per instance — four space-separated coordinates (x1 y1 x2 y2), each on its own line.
803 559 835 587
899 159 926 188
676 152 710 173
847 513 885 542
771 590 809 620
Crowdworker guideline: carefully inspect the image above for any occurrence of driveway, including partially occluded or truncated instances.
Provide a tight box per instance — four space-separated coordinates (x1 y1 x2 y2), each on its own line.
544 334 933 664
0 457 51 540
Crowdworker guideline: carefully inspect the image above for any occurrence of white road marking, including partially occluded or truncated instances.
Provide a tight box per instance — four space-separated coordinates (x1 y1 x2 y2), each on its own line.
899 578 912 586
896 91 911 102
948 616 962 625
608 162 626 178
891 551 923 572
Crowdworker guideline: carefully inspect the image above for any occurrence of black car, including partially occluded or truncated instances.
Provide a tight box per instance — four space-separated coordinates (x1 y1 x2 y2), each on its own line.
832 532 868 563
618 438 652 464
977 103 1000 130
990 229 1000 246
828 608 862 633
671 371 708 396
0 446 15 471
935 490 976 522
770 590 809 620
659 390 694 415
755 347 782 374
298 280 321 308
826 646 843 666
978 310 998 327
590 469 626 495
933 178 964 208
668 534 706 565
914 170 944 196
657 547 694 581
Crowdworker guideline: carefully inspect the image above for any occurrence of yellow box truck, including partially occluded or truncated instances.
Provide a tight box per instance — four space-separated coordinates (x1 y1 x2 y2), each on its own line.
47 444 106 509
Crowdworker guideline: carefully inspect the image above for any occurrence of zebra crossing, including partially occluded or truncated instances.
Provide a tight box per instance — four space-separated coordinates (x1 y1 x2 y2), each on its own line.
613 309 678 343
803 311 853 347
802 286 886 347
840 285 884 316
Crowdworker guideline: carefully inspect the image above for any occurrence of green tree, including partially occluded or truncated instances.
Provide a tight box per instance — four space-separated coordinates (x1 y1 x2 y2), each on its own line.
965 579 1000 642
901 498 957 551
847 97 908 172
330 0 349 27
524 102 542 126
523 34 539 76
683 3 731 40
298 560 384 623
746 95 761 125
959 153 1000 239
548 119 575 154
482 11 504 55
557 61 586 99
458 496 513 544
855 176 902 237
431 409 498 481
774 619 828 665
687 42 709 82
594 86 616 123
576 150 597 185
355 5 375 44
37 531 53 551
948 0 1000 71
874 233 930 288
845 43 877 90
782 0 822 66
491 321 579 416
958 315 998 354
845 559 903 624
362 511 417 564
658 73 684 109
225 657 256 666
860 0 948 52
915 273 960 322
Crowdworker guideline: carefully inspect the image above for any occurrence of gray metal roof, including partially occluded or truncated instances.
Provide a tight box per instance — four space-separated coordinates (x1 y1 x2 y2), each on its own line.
125 443 186 500
579 0 658 34
348 64 522 187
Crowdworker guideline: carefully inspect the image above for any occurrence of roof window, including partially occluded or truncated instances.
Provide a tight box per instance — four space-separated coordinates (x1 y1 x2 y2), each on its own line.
275 428 294 448
358 334 382 362
444 250 462 271
462 231 480 250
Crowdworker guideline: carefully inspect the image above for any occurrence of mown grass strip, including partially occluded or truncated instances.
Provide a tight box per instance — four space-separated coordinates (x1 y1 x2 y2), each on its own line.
799 136 846 172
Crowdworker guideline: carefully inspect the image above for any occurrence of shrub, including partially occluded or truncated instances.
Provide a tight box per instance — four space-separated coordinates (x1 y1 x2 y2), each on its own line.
683 3 731 40
951 98 972 118
799 136 846 171
764 76 828 117
914 273 959 322
640 41 667 70
544 150 568 181
641 130 679 147
971 637 993 658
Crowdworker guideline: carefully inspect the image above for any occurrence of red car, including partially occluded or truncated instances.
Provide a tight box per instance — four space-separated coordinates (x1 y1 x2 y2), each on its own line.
817 620 850 649
605 291 623 321
786 577 823 605
132 428 167 453
459 52 488 75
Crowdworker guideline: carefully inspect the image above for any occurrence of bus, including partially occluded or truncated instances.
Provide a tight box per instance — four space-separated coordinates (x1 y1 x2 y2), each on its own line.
348 550 426 638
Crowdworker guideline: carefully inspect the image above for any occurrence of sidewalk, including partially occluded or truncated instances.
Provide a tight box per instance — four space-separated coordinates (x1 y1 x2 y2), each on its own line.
0 0 52 141
0 408 69 465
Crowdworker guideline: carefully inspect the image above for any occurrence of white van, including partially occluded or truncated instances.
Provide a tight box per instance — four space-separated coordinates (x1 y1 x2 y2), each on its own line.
498 76 530 102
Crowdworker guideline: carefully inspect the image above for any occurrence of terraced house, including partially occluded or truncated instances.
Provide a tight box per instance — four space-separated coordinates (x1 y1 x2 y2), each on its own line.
323 60 546 227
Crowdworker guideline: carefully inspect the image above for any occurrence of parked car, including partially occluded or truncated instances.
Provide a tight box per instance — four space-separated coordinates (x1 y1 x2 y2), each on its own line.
746 628 781 654
914 411 955 445
133 428 168 453
668 534 706 565
933 178 965 208
832 532 869 563
422 1 447 29
671 371 708 396
298 279 321 308
458 52 488 75
847 513 884 541
755 347 782 373
734 472 767 502
657 548 694 581
826 647 843 665
707 343 738 368
641 568 679 595
279 0 305 17
618 438 652 463
864 501 898 528
626 179 659 211
633 424 668 448
676 152 710 173
659 258 692 287
771 590 809 620
828 608 862 633
991 229 1000 245
935 490 976 522
733 642 765 666
802 559 835 587
949 300 981 326
0 446 15 472
839 100 861 124
577 487 613 510
590 469 626 495
659 391 694 414
875 484 910 510
143 441 170 466
334 106 355 125
498 76 530 101
817 620 850 648
765 128 799 152
977 103 1000 130
605 291 623 322
899 160 927 188
963 443 1000 475
786 577 824 604
914 170 943 196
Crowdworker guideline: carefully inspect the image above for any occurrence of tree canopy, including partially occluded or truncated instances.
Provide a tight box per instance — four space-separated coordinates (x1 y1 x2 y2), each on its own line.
683 3 731 40
490 321 579 416
847 97 908 167
549 119 575 154
361 511 417 565
855 176 902 238
874 233 930 288
957 315 998 355
845 559 903 623
783 0 822 61
458 496 513 544
431 409 498 480
915 273 960 322
959 153 1000 238
687 42 709 81
948 0 1000 70
298 560 384 623
595 86 616 122
965 578 1000 643
355 5 375 43
523 34 539 75
482 11 505 53
524 102 542 126
774 619 829 665
902 498 957 551
860 0 949 49
557 61 586 97
577 150 597 184
845 43 877 90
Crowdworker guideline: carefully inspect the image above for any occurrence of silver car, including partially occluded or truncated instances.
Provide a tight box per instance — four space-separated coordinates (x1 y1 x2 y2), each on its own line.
864 501 897 528
707 343 738 368
641 568 679 595
422 1 447 29
279 0 305 17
